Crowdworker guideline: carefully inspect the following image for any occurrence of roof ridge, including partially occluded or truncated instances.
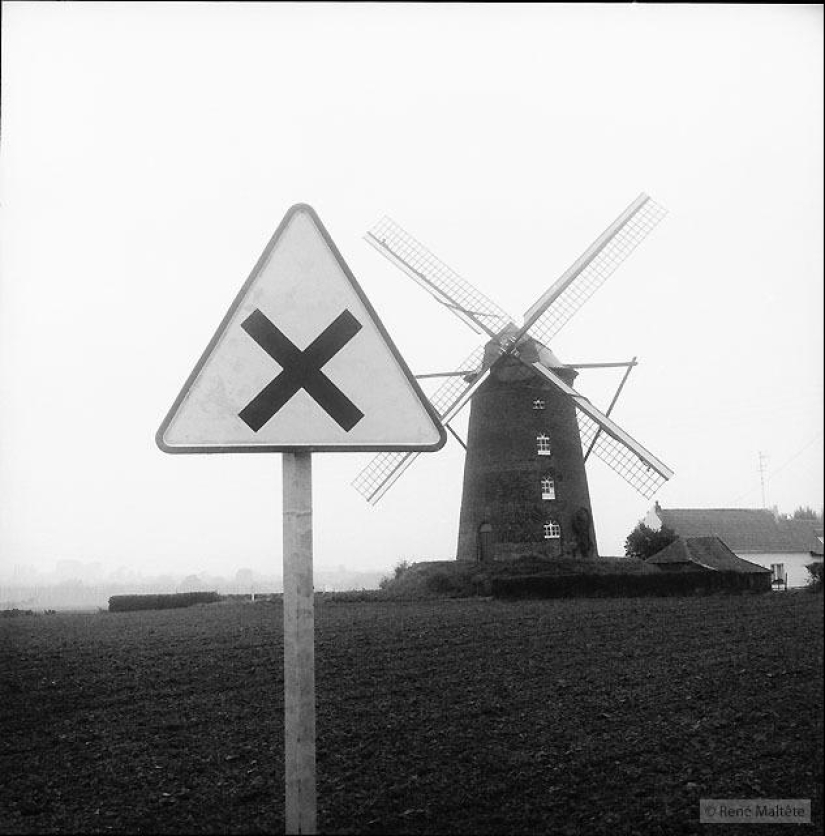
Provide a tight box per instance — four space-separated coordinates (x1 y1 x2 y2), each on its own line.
662 507 772 513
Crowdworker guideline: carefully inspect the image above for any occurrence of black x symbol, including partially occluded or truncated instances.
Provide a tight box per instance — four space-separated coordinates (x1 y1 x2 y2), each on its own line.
239 308 364 432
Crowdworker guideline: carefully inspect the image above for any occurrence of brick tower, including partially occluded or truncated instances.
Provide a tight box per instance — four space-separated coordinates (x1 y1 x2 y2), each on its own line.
456 336 597 562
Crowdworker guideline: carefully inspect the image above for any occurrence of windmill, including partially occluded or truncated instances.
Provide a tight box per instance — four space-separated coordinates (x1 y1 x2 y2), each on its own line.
352 194 673 561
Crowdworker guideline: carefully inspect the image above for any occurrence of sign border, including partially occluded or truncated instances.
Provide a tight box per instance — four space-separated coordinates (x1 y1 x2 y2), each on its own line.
156 203 448 454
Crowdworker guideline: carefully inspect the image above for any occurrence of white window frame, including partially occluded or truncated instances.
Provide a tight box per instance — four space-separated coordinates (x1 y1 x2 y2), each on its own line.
541 478 555 500
533 398 545 410
543 521 561 539
537 434 551 455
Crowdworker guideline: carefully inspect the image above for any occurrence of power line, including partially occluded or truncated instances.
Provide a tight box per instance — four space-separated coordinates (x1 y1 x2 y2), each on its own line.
731 433 823 505
767 434 823 481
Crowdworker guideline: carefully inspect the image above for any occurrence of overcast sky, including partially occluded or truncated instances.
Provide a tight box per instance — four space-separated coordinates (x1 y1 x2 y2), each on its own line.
1 3 822 578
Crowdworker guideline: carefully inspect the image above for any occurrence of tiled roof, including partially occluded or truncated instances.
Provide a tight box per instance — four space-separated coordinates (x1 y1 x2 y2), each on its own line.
648 537 771 573
656 508 823 554
790 519 825 555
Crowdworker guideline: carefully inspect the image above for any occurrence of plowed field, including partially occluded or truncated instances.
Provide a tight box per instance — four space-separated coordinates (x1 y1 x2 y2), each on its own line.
1 594 822 834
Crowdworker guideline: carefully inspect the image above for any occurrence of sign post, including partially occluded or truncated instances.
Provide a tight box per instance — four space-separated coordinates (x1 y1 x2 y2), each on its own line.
282 452 316 834
156 203 446 834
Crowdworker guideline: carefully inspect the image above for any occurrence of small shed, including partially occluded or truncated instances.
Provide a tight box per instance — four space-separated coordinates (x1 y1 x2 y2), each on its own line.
647 536 772 592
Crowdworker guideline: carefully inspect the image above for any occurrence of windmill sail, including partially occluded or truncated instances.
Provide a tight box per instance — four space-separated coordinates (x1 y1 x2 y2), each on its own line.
354 194 673 510
351 450 419 506
526 361 673 498
365 217 515 338
517 194 667 347
576 411 667 499
352 345 488 503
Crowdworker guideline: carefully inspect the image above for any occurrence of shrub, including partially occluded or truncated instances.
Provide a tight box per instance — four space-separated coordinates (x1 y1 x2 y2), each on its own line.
470 573 491 597
805 561 823 593
108 591 220 613
318 589 387 603
426 571 460 595
491 570 770 599
379 559 412 590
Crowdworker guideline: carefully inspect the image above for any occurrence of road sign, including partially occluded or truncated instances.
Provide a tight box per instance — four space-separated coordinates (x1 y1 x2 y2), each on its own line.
157 204 446 835
156 204 447 453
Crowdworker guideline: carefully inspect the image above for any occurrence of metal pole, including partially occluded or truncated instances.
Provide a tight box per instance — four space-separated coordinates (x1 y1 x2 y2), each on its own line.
758 451 768 508
414 370 478 379
282 452 316 834
445 423 467 451
583 357 637 463
563 360 639 370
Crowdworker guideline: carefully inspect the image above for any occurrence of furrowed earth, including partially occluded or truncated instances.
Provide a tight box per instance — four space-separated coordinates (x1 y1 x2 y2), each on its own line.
1 593 822 834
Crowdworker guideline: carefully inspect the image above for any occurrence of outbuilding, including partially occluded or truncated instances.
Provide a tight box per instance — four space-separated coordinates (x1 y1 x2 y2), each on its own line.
646 536 772 592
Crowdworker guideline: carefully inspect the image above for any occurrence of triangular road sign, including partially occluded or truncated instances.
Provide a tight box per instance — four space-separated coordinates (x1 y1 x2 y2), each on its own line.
157 204 447 453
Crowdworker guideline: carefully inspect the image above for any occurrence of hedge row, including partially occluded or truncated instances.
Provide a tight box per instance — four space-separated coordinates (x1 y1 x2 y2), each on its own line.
108 591 221 612
491 570 771 599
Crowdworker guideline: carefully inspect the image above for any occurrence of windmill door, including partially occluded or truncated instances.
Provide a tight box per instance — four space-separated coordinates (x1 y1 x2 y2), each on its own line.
478 523 494 562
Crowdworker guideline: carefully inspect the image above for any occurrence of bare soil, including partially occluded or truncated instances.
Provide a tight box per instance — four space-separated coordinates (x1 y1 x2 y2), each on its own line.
1 593 822 834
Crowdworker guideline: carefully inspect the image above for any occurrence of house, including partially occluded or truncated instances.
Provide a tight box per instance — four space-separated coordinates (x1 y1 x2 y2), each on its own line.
645 503 824 589
646 536 771 592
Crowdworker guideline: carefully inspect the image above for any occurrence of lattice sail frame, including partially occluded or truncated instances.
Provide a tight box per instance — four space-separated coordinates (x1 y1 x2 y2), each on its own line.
524 197 667 346
365 217 514 338
352 346 487 504
576 411 667 499
351 450 416 505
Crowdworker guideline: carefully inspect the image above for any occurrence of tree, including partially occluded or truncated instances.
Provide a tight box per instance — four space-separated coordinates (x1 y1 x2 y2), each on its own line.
624 521 677 560
378 559 411 590
792 506 823 521
805 561 823 593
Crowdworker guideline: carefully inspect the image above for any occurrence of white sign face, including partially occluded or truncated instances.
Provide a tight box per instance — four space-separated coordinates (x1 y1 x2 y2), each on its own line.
157 204 446 453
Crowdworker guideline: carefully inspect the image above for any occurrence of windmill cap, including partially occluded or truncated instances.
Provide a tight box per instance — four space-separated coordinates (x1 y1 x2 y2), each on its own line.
482 332 568 370
533 340 566 369
514 334 567 369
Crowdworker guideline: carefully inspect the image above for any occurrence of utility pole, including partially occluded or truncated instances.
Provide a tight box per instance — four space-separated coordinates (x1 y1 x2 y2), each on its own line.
758 451 768 508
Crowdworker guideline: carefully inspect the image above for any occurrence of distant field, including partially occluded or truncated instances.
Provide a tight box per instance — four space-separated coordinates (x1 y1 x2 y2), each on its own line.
1 594 822 834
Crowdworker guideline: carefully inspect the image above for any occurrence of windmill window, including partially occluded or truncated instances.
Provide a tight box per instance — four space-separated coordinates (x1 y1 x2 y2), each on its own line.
536 434 551 455
544 521 561 539
533 399 545 410
541 478 556 500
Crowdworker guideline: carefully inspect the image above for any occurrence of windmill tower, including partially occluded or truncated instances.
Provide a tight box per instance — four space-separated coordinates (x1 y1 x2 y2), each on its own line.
352 194 673 562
